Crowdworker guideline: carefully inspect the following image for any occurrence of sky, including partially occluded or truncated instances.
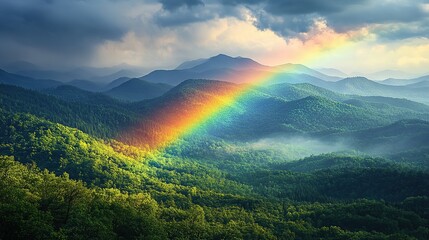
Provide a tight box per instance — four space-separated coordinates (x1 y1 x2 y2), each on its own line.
1 0 429 75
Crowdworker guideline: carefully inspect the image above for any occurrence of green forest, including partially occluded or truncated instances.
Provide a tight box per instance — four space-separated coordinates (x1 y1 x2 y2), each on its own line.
1 81 429 240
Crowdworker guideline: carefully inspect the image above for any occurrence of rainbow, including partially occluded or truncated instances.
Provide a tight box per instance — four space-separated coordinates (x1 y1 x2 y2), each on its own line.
119 32 360 152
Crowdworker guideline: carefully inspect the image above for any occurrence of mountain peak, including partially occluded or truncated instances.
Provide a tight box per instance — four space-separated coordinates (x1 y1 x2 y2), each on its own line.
189 54 266 73
211 54 233 59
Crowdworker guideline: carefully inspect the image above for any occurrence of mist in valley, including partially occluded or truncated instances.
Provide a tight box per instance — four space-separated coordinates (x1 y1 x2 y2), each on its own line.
245 135 351 161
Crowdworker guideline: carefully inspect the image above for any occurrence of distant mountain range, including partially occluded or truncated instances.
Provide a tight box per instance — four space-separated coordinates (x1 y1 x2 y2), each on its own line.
328 119 429 154
1 54 429 104
318 77 429 104
351 69 419 80
1 61 147 83
0 69 61 90
381 75 429 86
140 54 340 85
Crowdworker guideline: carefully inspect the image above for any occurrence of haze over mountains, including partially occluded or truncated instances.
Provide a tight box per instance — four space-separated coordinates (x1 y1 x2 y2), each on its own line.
2 54 429 104
2 53 429 147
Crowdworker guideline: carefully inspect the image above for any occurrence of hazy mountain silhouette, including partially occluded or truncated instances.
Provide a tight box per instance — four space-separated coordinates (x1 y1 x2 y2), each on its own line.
140 54 338 85
381 75 429 86
104 78 173 101
175 58 208 70
0 69 61 90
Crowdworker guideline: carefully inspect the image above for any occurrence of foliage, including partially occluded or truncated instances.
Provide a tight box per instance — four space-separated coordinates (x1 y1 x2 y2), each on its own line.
1 81 429 239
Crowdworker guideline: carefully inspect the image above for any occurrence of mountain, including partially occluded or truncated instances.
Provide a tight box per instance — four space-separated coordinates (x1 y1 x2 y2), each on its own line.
188 54 268 72
247 155 429 201
404 80 429 88
104 78 173 101
0 84 137 138
3 72 429 240
105 76 131 89
65 79 105 92
14 64 147 83
0 69 61 90
327 119 429 154
381 75 429 86
332 77 394 94
126 79 429 144
275 154 397 173
316 68 348 78
68 76 134 92
260 82 429 122
89 69 142 83
273 63 340 81
352 95 429 113
140 54 268 85
175 58 208 70
15 68 95 82
42 85 125 107
3 107 429 239
319 77 429 104
263 82 346 101
141 54 338 85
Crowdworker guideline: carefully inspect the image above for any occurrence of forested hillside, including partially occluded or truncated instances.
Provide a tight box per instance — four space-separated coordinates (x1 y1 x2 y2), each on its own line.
1 79 429 239
1 110 429 239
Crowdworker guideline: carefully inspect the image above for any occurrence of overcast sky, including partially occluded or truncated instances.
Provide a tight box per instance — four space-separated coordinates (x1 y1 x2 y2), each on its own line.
1 0 428 74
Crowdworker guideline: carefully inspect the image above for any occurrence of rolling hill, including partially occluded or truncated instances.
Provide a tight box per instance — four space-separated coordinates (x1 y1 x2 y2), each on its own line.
0 69 61 90
329 119 429 154
127 79 429 143
104 78 173 101
65 79 105 92
2 102 429 239
0 84 137 138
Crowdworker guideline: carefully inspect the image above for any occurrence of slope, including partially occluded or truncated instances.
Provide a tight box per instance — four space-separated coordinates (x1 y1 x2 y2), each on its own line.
105 78 173 101
330 119 429 154
0 84 137 138
0 69 61 90
128 79 423 144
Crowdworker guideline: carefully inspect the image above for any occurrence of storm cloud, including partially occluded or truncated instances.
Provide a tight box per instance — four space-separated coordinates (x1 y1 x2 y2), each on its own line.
0 0 428 69
218 0 429 37
159 0 204 11
0 0 131 66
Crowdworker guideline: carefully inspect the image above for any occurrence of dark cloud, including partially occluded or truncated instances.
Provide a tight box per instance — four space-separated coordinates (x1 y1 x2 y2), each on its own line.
375 21 429 40
154 5 216 27
326 1 429 32
0 0 129 67
265 0 361 15
153 1 246 27
220 0 367 14
159 0 204 11
220 0 429 38
0 0 428 68
252 10 316 37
